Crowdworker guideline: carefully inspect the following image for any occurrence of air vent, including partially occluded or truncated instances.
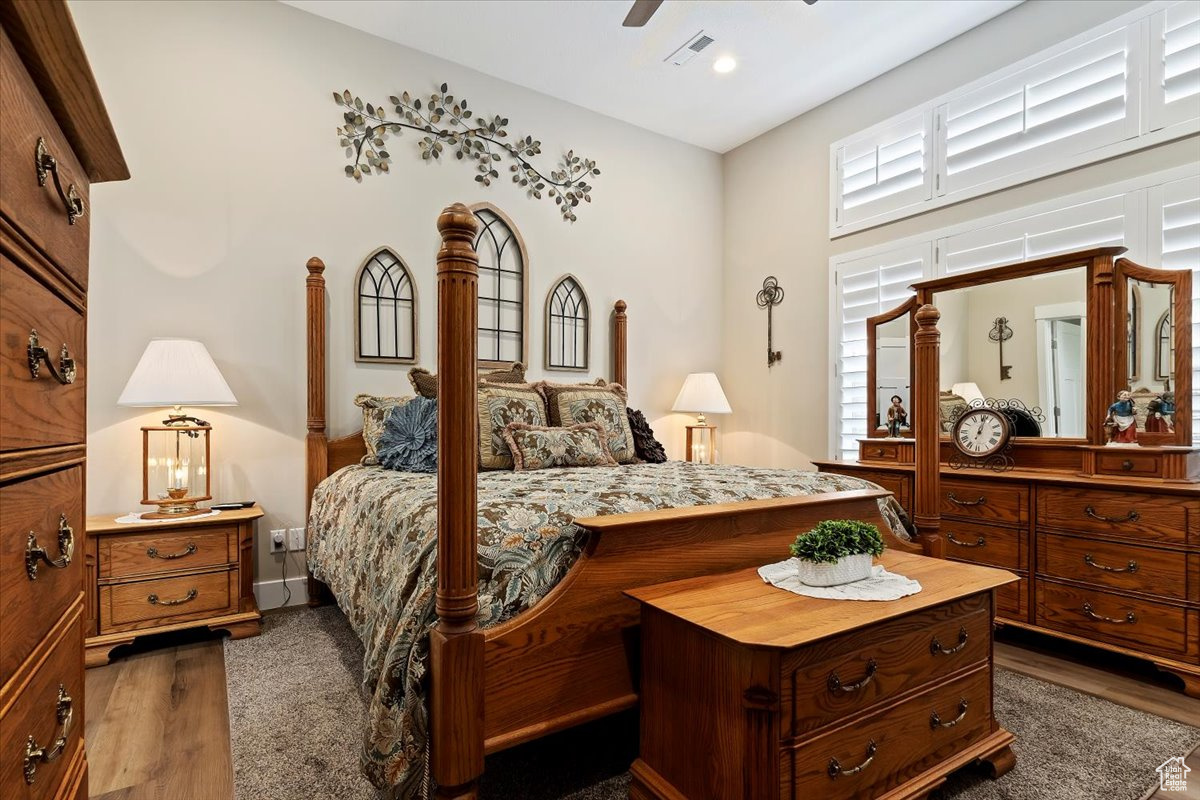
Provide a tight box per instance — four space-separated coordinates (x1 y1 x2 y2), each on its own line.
665 31 714 67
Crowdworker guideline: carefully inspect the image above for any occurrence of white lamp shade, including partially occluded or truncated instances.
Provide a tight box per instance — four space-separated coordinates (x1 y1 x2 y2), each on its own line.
671 372 732 415
951 382 985 404
117 339 238 407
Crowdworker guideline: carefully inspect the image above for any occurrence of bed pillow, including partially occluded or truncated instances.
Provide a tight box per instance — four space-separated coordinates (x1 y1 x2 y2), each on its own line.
478 383 547 470
377 397 438 473
536 381 636 464
409 362 526 399
502 422 617 472
627 408 667 463
355 394 413 466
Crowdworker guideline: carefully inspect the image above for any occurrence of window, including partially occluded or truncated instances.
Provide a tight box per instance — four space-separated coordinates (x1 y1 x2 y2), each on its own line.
834 112 932 228
355 248 416 363
472 204 527 367
545 275 589 371
1148 1 1200 131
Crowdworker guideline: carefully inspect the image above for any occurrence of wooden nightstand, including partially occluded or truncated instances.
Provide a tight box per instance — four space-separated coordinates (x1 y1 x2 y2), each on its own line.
84 507 262 667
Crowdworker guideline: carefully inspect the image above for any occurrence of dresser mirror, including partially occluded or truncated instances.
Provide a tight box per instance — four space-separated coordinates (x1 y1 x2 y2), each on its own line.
866 298 916 438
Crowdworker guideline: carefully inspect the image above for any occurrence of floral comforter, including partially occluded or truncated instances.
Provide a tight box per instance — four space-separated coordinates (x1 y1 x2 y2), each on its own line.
306 461 907 797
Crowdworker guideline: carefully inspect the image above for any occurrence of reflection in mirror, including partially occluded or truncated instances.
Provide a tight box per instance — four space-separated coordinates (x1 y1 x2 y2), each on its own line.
934 267 1087 438
874 314 910 434
1127 277 1175 434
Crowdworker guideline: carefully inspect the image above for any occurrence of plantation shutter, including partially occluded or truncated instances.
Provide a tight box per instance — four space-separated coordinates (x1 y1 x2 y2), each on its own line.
1156 177 1200 444
1149 2 1200 131
835 112 932 229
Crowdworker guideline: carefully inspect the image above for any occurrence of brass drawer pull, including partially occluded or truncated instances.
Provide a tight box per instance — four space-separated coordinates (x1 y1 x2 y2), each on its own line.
147 542 197 560
1084 505 1140 524
828 740 877 778
23 685 73 785
1082 602 1136 625
25 514 75 580
148 588 197 606
1083 554 1138 573
35 137 86 225
827 659 877 694
947 493 986 506
27 330 77 385
930 698 969 729
931 626 969 655
946 532 986 548
1121 459 1134 471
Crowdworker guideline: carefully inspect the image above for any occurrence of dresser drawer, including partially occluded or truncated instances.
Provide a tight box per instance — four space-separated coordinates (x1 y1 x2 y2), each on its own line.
0 30 90 289
99 524 237 580
782 665 992 800
781 593 992 738
941 520 1023 570
0 254 86 451
1035 580 1191 659
940 477 1027 526
99 569 237 633
855 470 910 511
860 441 901 463
0 466 83 686
1036 486 1196 545
1037 533 1189 601
0 608 85 800
1093 450 1163 479
996 576 1028 621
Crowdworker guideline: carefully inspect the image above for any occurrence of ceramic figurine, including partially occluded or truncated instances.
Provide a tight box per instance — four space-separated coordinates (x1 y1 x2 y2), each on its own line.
1145 392 1174 433
1105 390 1138 444
886 395 908 438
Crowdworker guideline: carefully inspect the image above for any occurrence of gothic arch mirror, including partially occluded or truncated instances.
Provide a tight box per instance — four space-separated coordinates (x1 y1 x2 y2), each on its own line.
545 274 590 371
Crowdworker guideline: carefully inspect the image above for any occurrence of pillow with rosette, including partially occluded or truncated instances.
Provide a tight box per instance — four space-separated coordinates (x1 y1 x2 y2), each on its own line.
377 397 438 473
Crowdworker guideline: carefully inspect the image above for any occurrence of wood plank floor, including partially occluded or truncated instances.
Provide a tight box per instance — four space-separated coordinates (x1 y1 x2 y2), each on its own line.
84 626 1200 799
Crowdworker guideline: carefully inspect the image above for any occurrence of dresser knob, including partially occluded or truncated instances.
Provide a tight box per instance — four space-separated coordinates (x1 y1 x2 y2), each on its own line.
35 137 86 225
27 330 77 385
1121 459 1133 471
23 685 73 785
25 515 75 580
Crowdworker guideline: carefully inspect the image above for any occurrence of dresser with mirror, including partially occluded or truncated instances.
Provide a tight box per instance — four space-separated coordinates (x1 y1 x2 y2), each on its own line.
815 247 1200 696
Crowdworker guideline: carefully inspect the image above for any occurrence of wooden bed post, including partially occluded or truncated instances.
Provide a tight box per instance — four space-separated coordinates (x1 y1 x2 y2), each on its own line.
613 300 628 389
431 203 485 800
305 257 331 606
913 303 943 557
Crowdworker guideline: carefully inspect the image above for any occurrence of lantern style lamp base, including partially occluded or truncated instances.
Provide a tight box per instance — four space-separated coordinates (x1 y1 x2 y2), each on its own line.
141 498 207 520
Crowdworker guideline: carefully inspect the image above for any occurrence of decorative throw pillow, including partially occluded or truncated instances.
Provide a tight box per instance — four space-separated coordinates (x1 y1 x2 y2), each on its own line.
627 408 667 463
502 422 617 472
477 383 547 469
377 397 438 473
355 394 413 466
409 362 526 399
536 381 636 464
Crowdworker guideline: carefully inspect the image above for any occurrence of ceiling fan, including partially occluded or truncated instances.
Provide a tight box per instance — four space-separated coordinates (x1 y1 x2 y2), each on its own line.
623 0 817 28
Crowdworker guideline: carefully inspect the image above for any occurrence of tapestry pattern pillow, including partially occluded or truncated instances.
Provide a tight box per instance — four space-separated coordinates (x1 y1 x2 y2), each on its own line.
501 422 617 472
355 393 413 466
377 397 438 473
409 362 526 399
478 384 547 470
627 407 668 463
537 381 635 464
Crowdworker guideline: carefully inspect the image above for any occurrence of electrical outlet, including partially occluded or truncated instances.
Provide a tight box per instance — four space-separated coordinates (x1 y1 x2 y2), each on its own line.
288 527 306 551
269 528 286 554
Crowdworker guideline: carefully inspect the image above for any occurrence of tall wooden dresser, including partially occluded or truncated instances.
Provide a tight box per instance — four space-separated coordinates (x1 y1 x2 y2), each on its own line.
1 2 127 798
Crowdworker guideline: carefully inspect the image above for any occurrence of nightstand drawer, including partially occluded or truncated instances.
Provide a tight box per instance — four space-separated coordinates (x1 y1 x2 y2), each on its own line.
940 477 1027 526
99 524 236 579
941 520 1023 570
99 569 237 633
1037 533 1188 601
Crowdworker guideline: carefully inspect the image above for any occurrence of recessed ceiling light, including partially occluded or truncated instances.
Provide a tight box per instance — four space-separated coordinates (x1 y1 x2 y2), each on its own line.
713 56 737 74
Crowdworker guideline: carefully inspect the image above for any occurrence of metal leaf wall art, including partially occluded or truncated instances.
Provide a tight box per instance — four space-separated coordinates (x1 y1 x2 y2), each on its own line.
333 84 601 223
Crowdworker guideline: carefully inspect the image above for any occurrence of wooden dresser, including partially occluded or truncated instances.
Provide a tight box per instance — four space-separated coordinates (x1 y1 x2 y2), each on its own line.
626 552 1017 800
0 2 127 797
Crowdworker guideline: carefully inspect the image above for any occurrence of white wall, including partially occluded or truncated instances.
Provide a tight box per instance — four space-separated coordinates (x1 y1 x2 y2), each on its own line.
720 0 1199 469
73 0 723 606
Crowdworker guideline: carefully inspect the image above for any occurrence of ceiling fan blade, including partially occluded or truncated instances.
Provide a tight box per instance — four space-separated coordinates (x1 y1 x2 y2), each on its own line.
623 0 664 27
803 0 818 4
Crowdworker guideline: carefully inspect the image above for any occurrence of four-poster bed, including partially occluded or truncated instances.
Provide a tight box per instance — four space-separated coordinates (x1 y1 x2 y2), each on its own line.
304 203 923 797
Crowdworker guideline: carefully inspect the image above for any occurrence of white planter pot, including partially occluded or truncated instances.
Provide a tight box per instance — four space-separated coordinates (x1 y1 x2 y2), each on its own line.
795 553 873 587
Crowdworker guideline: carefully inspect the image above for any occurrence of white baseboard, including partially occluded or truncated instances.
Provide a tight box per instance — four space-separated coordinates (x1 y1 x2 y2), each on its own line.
254 575 308 610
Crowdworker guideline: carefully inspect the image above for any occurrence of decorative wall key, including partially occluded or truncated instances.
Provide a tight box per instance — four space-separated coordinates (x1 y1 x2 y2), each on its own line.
757 276 784 367
989 316 1013 380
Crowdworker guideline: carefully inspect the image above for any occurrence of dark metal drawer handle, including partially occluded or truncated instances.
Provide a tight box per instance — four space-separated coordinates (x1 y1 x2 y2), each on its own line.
1121 459 1134 471
868 448 886 458
147 542 197 560
1084 506 1140 524
148 588 197 606
23 685 73 785
828 740 877 778
931 627 969 656
930 698 969 729
827 659 877 694
25 514 75 580
1084 554 1138 574
35 137 86 225
27 330 77 385
946 532 986 548
1082 602 1136 625
947 493 986 506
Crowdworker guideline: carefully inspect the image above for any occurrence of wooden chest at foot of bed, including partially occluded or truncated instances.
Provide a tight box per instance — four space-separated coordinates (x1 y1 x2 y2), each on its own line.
626 552 1018 800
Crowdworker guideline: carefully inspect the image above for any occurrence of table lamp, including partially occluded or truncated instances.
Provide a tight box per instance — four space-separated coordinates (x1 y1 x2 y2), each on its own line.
671 372 731 464
117 339 237 518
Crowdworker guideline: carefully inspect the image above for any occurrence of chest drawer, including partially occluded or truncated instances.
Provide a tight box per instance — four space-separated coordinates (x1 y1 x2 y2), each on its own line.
780 593 992 738
0 254 86 451
940 477 1027 526
1035 579 1192 659
1093 451 1163 479
1037 533 1191 602
99 524 237 580
941 520 1024 570
99 568 237 633
0 466 83 686
1036 486 1196 545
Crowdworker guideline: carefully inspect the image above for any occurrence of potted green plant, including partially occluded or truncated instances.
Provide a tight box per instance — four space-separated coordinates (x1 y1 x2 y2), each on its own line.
789 519 886 586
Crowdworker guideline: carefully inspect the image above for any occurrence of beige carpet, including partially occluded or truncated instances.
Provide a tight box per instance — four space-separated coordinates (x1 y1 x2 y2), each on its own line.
226 606 1198 800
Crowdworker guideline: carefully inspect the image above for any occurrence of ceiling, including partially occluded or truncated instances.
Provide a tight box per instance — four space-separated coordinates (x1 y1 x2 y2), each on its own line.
282 0 1023 153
